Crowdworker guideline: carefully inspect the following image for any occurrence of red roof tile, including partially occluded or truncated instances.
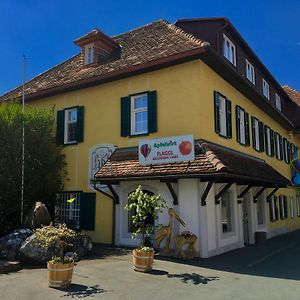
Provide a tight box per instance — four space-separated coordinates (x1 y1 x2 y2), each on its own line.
283 85 300 107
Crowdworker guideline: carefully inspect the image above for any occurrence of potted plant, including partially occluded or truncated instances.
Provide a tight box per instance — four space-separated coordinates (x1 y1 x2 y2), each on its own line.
35 224 77 288
125 185 167 272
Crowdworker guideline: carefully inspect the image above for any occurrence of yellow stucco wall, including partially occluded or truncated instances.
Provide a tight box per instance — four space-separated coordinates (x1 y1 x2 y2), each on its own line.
27 59 300 243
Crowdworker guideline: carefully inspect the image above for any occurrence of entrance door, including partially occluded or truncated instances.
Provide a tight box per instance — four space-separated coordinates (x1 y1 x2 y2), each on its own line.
242 198 250 244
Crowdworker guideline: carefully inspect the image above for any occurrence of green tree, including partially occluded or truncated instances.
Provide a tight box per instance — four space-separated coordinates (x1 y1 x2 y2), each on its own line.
0 102 66 235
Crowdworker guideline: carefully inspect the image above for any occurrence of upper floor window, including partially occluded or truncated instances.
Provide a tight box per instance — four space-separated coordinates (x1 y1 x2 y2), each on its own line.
214 91 232 138
283 138 290 164
84 43 95 65
264 125 274 157
56 106 85 145
274 132 283 160
246 60 255 84
275 93 282 111
290 196 294 219
223 34 236 66
262 79 270 99
236 106 250 146
120 91 157 137
251 116 264 152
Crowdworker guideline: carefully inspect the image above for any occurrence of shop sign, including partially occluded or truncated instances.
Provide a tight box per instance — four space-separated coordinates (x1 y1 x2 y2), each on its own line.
139 135 195 165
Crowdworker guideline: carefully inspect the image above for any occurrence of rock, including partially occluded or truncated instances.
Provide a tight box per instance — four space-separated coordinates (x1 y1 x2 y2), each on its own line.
24 202 51 230
0 228 33 260
20 234 61 263
72 234 93 258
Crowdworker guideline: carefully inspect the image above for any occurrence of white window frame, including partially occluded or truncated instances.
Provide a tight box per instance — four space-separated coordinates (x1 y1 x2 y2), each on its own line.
55 192 81 229
279 195 286 219
84 43 95 65
221 190 234 234
246 59 255 84
130 93 148 136
265 126 272 156
283 139 289 163
219 94 227 137
223 34 236 66
257 195 265 226
262 79 270 99
253 118 260 151
275 133 282 160
275 93 282 111
64 107 78 144
237 106 246 145
270 196 276 221
290 196 294 219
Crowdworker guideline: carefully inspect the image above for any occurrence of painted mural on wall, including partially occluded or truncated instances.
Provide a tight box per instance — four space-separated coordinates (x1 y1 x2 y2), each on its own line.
291 150 300 185
88 144 115 190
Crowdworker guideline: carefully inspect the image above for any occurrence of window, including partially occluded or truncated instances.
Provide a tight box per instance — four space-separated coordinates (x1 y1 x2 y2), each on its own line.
214 91 232 138
221 190 234 233
120 91 157 137
262 79 270 99
236 106 250 146
297 196 300 217
279 195 288 220
264 125 274 156
56 106 84 145
275 93 281 111
251 117 264 151
257 196 265 225
274 132 283 160
290 196 294 219
84 44 95 65
283 138 290 164
269 195 279 222
55 192 81 229
223 34 236 66
131 94 148 135
246 60 255 84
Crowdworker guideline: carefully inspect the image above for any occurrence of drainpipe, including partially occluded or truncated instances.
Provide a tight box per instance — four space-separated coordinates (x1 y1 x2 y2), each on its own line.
92 182 116 246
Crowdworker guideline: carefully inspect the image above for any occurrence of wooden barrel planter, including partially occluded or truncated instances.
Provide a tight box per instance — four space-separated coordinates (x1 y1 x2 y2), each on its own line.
47 261 74 288
132 249 154 272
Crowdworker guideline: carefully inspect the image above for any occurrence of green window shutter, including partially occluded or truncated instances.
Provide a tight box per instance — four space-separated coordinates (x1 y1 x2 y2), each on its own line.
77 106 84 143
264 125 268 155
214 91 220 134
274 196 279 220
270 129 275 156
56 110 65 145
120 96 131 137
251 116 256 150
274 133 278 159
148 91 157 133
236 106 241 143
80 192 96 231
226 99 232 138
279 196 284 220
283 138 287 163
269 199 274 222
258 121 265 152
287 141 291 163
284 196 288 218
245 112 250 146
279 135 283 160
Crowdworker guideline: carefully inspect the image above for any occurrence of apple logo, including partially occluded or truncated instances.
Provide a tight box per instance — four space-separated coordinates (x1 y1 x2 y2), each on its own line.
179 141 192 155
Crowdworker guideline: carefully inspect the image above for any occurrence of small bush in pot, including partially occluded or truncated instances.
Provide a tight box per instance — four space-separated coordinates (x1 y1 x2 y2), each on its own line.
125 185 167 272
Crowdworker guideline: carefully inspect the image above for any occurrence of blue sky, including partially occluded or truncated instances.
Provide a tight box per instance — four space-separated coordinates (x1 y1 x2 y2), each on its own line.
0 0 299 95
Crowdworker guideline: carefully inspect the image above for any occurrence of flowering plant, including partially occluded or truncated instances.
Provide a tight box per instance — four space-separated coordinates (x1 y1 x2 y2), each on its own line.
48 256 74 264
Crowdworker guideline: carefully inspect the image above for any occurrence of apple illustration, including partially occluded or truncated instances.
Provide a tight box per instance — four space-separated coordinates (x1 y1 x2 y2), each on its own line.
179 141 192 155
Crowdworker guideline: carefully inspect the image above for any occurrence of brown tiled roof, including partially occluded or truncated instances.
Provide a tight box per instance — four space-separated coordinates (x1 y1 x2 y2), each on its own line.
95 140 290 187
0 20 208 102
283 85 300 107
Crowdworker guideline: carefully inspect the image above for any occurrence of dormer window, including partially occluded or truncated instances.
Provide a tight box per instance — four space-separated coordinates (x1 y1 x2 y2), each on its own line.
262 79 270 99
84 44 95 65
246 60 255 84
275 93 282 111
223 34 236 66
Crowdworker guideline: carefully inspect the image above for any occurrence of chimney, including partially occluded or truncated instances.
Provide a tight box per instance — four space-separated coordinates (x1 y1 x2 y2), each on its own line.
74 28 121 67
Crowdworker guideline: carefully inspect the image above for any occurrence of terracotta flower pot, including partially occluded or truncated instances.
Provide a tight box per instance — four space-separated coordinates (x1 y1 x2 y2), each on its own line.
132 249 154 272
47 261 74 288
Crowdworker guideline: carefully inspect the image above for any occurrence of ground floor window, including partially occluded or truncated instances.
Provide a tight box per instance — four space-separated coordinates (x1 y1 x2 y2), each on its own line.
279 195 288 220
128 189 155 233
221 190 234 233
290 196 294 219
257 196 265 225
55 192 81 229
269 196 279 222
297 196 300 217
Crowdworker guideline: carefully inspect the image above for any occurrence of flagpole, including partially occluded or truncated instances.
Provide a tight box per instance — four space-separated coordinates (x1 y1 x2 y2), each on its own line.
21 55 26 225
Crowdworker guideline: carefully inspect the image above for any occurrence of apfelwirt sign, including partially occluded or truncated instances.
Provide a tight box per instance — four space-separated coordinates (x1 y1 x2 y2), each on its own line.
139 135 195 165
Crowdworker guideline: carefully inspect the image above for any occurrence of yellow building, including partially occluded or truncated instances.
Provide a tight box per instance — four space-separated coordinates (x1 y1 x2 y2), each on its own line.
1 18 300 257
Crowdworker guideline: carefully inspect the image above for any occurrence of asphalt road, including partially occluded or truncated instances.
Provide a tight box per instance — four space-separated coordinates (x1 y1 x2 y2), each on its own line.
1 234 300 300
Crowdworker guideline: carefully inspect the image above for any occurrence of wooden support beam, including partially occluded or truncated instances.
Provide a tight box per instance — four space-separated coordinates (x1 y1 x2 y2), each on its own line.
107 184 119 204
238 185 252 198
215 183 233 204
201 181 213 206
253 187 266 203
164 181 178 205
266 187 279 202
